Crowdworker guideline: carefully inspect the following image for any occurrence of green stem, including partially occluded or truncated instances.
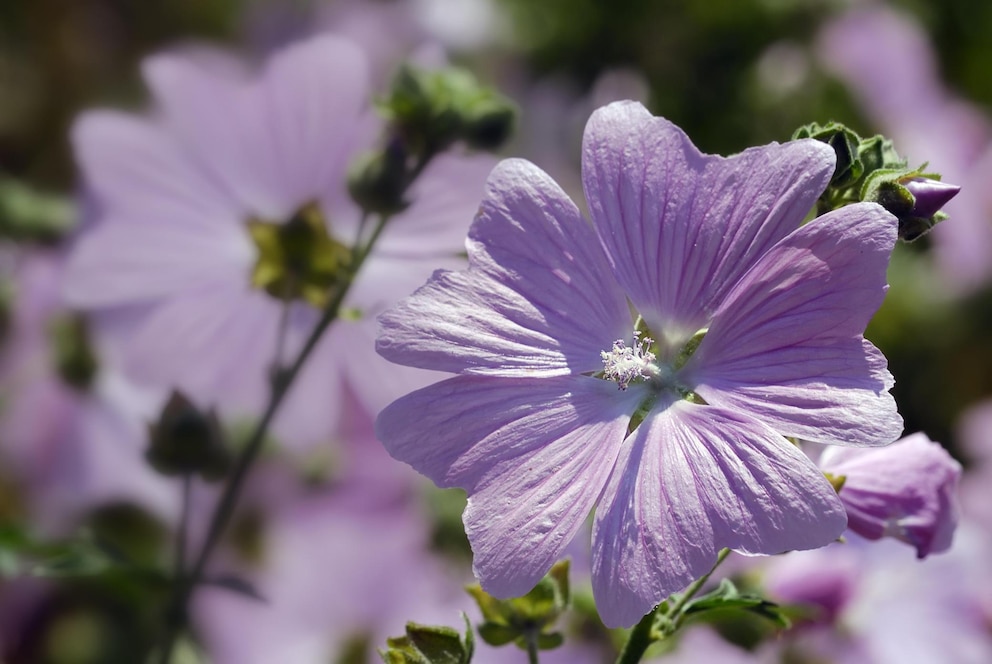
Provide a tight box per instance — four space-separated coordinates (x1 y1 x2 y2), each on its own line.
174 475 192 577
155 213 391 664
525 633 540 664
668 548 730 621
613 549 732 664
615 604 662 664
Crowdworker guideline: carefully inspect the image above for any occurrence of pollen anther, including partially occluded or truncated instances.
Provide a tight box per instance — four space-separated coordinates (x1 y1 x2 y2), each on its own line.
600 331 658 390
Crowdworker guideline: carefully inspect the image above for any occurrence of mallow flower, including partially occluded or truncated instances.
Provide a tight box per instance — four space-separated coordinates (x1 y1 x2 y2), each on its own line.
375 101 903 628
62 35 493 450
816 433 961 558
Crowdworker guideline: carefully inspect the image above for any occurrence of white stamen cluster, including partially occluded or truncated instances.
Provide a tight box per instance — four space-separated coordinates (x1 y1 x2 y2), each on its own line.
600 331 657 390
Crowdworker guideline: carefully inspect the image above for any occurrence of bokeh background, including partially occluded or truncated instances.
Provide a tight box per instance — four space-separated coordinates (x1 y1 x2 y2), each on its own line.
2 0 992 662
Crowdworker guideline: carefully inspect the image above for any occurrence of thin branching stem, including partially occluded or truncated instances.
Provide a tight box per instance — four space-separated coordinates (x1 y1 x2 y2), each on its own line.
155 212 387 664
614 548 732 664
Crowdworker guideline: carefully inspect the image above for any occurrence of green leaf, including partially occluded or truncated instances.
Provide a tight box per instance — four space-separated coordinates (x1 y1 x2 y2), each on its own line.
477 623 518 647
536 632 564 650
681 579 791 629
380 619 474 664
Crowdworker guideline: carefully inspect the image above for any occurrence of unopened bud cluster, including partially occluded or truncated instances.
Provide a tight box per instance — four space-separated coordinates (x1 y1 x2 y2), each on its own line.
349 65 517 215
793 121 960 241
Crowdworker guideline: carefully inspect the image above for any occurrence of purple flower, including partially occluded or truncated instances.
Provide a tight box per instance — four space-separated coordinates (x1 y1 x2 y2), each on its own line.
817 433 961 558
376 101 902 628
62 35 494 451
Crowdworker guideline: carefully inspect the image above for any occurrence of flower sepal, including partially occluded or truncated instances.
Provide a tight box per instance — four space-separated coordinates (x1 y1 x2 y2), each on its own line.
467 559 570 653
380 614 475 664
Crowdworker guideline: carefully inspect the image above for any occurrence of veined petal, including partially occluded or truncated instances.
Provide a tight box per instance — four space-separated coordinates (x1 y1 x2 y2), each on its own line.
592 401 847 628
685 203 902 446
259 35 377 210
375 374 642 597
63 215 254 307
120 287 284 415
374 152 498 258
144 36 373 220
377 159 631 377
582 101 835 340
73 111 240 227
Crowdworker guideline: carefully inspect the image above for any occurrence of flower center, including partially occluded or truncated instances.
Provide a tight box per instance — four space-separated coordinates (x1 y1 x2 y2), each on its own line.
247 202 352 309
598 325 708 398
600 331 659 390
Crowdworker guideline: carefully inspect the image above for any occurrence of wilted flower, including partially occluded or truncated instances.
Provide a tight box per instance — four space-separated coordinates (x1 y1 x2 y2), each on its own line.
376 101 902 628
816 433 960 558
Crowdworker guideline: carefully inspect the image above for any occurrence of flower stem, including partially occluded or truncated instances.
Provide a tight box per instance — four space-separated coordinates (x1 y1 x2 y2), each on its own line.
525 633 540 664
613 548 732 664
174 475 192 577
615 605 661 664
154 213 390 664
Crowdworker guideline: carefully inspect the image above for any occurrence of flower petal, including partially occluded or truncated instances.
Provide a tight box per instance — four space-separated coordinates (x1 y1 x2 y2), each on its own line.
376 375 642 597
592 401 847 628
818 433 961 558
581 101 835 340
144 36 374 220
374 152 498 258
73 111 240 228
63 214 253 307
377 158 631 377
685 203 902 446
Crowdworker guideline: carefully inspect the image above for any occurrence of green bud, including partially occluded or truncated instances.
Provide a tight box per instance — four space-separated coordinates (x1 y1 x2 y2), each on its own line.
792 121 864 189
461 97 517 152
146 391 230 480
49 314 99 391
467 560 570 652
347 139 412 216
0 177 74 243
380 64 516 156
380 614 474 664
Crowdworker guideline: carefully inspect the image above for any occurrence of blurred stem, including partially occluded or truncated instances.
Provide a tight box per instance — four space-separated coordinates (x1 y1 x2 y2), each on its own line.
526 633 540 664
155 210 382 663
174 475 192 577
154 148 437 664
614 548 731 664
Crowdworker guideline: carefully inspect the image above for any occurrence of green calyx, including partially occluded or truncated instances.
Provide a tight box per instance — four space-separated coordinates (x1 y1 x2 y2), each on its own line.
380 614 475 664
467 560 570 654
247 203 352 309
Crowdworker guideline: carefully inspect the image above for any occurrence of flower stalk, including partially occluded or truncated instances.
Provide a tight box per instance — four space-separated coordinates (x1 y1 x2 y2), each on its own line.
155 146 439 663
614 548 731 664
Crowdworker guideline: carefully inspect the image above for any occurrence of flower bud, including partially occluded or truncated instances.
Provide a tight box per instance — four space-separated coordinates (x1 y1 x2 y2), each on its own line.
863 170 961 242
461 98 517 151
49 314 98 391
146 391 230 481
347 139 412 216
817 433 961 558
901 176 961 219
